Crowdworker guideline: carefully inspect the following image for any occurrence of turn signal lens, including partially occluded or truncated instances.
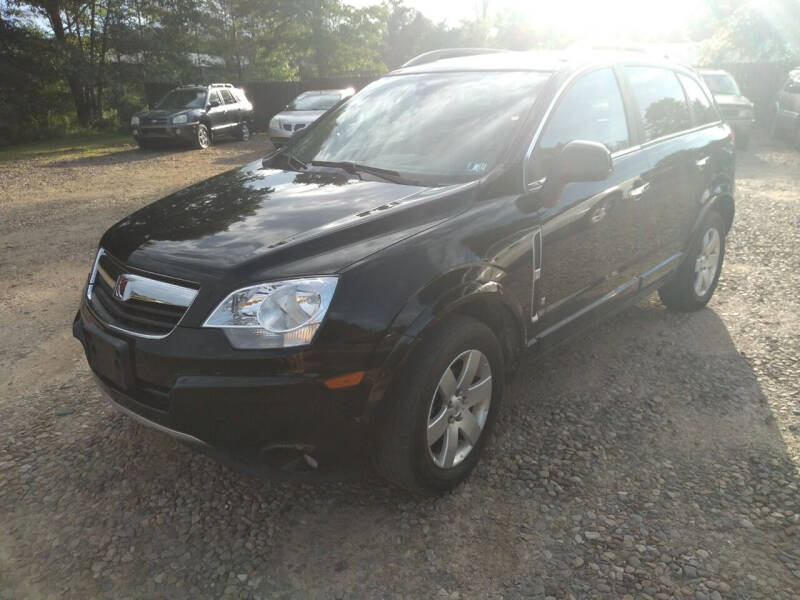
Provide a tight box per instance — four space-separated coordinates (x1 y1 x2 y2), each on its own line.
323 371 365 390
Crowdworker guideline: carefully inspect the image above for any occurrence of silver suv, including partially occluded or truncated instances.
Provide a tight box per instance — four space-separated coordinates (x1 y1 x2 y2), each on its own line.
774 68 800 148
699 69 754 149
268 88 354 146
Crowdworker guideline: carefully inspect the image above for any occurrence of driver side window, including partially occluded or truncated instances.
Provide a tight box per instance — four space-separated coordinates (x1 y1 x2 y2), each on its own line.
530 68 630 181
208 90 220 106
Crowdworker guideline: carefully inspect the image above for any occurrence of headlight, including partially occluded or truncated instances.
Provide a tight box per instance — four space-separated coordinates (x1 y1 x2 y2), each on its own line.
269 117 279 130
172 114 188 124
203 277 338 349
131 116 139 126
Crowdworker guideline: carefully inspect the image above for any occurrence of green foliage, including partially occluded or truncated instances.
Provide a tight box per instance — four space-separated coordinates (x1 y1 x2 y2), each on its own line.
696 0 800 64
1 0 799 145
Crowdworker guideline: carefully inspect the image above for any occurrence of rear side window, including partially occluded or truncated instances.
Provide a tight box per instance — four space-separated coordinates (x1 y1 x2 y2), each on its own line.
531 68 630 180
625 67 691 141
678 74 718 125
220 89 236 104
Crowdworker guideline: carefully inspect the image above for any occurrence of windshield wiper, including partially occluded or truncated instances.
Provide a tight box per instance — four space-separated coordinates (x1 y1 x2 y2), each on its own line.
310 160 413 184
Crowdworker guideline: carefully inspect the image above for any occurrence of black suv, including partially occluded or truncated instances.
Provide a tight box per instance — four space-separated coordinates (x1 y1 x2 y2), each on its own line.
131 83 254 149
773 68 800 148
75 50 735 493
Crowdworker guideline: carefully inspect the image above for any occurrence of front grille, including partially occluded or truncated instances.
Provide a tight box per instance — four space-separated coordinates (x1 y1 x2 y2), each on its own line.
294 123 306 131
87 250 197 338
282 123 293 131
145 117 168 125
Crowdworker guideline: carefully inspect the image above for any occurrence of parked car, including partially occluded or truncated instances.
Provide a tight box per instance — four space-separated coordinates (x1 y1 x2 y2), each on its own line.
773 67 800 148
268 88 354 146
131 83 254 150
699 69 754 149
75 49 735 494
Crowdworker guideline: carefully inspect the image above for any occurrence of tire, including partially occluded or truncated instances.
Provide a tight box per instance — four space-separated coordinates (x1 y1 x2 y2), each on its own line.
373 315 504 494
194 123 211 149
237 121 251 141
658 210 726 311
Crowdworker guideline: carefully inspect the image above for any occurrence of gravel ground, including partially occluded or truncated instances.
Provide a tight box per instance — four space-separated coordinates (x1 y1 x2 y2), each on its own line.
1 133 799 599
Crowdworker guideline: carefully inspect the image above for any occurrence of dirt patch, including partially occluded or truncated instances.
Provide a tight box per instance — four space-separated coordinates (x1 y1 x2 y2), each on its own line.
1 132 799 599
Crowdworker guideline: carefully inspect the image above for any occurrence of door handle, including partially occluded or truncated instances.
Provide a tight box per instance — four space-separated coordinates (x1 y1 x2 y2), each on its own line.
630 181 650 199
695 155 711 169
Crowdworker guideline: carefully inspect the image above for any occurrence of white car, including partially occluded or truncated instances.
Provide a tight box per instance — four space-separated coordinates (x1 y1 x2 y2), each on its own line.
268 88 354 146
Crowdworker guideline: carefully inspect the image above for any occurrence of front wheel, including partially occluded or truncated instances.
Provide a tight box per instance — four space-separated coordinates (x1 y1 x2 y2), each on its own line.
373 315 504 494
194 124 211 149
659 210 726 311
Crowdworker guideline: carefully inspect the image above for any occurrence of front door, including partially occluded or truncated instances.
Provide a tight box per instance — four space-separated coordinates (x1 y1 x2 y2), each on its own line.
525 67 649 345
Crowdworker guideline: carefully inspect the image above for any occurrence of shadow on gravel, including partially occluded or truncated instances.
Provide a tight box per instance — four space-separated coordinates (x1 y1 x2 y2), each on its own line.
40 137 270 169
2 299 798 599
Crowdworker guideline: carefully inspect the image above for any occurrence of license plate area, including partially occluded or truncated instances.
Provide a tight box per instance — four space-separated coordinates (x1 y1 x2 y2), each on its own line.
84 323 133 391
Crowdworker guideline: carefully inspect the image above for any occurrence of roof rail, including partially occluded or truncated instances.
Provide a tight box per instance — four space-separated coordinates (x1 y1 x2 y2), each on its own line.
209 83 234 88
401 48 506 68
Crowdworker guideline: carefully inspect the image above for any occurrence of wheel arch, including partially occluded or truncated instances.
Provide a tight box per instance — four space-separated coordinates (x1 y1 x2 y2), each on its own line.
363 276 527 422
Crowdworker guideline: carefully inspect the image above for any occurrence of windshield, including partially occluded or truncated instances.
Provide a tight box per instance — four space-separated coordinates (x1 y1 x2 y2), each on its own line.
156 89 207 110
702 74 741 96
289 94 343 111
289 71 549 184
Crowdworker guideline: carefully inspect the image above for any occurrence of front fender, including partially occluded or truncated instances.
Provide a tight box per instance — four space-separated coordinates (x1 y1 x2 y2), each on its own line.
361 267 527 420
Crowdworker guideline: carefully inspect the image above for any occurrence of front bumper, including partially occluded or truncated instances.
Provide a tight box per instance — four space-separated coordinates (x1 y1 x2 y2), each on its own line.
73 304 371 460
132 123 198 141
268 127 292 146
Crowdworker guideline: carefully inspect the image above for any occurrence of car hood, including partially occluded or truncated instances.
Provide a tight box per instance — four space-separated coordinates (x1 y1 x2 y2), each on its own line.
101 160 473 283
713 94 752 107
273 110 327 123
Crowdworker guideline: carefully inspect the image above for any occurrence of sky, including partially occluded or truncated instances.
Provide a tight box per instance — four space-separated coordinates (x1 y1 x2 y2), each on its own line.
346 0 703 38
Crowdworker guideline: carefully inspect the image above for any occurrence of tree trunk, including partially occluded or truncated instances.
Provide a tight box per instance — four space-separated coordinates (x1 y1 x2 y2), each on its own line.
43 0 93 126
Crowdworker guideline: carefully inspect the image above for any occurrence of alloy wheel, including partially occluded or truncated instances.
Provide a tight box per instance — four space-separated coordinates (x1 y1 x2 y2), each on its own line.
694 226 721 297
427 349 492 469
198 126 210 148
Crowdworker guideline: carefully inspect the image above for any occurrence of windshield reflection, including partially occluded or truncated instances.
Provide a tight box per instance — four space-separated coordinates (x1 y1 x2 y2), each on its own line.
290 71 549 185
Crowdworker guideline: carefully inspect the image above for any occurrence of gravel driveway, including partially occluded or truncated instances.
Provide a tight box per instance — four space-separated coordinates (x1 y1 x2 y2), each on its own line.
1 133 798 600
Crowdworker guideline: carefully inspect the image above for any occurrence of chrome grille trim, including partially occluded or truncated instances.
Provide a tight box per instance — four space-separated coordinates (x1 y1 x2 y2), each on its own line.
86 248 198 339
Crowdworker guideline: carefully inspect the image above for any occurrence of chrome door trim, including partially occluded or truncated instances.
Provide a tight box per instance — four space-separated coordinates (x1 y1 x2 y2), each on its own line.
530 227 543 323
528 277 639 345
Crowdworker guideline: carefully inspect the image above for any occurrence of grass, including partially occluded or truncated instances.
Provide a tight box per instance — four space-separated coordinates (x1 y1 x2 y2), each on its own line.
0 131 134 163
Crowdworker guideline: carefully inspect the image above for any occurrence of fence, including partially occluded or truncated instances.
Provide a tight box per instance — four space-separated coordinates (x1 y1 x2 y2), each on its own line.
145 75 380 131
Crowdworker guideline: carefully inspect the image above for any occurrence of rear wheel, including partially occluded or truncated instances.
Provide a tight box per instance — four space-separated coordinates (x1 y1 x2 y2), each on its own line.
659 210 726 311
237 121 251 141
194 124 211 149
373 315 504 494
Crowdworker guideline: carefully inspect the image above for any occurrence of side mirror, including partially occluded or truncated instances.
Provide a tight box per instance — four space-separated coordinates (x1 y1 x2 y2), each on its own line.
209 99 221 108
550 140 613 185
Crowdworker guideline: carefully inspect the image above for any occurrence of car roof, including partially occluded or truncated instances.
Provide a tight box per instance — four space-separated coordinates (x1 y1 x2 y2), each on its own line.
391 49 692 77
697 69 732 76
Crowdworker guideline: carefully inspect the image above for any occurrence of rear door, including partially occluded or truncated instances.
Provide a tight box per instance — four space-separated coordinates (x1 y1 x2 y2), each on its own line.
623 66 695 283
206 90 227 131
219 89 239 130
526 67 650 343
